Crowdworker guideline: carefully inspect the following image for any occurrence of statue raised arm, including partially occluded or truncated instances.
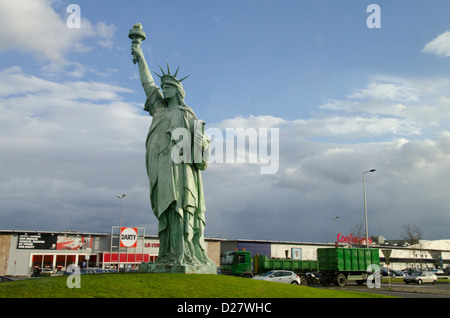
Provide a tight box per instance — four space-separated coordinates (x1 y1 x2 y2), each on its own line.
129 23 154 97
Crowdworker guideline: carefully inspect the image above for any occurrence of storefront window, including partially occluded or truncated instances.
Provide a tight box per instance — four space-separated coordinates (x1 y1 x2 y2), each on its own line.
67 255 76 265
88 255 97 268
56 255 66 271
78 255 87 268
43 255 53 269
32 255 43 269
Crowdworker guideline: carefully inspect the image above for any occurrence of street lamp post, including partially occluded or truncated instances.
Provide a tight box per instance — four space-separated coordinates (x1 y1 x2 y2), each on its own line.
363 169 376 248
331 216 338 243
117 194 126 271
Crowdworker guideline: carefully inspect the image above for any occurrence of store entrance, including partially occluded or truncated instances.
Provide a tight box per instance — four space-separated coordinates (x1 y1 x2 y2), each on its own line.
31 254 97 276
31 254 54 276
78 254 98 268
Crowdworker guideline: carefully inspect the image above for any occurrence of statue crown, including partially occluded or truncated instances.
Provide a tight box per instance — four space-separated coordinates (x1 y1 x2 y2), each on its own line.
154 63 189 87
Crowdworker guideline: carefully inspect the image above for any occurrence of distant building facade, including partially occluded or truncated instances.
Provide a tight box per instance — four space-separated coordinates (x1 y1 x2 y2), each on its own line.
0 229 449 276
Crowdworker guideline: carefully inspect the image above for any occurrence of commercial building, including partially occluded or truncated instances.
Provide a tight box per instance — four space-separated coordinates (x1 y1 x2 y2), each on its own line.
220 238 450 271
0 229 221 276
1 229 449 277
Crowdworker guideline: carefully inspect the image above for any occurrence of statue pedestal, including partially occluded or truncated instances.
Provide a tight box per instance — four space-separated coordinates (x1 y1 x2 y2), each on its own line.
139 262 217 274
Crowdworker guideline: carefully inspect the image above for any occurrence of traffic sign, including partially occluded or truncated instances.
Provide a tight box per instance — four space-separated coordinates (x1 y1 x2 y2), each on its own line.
381 249 392 264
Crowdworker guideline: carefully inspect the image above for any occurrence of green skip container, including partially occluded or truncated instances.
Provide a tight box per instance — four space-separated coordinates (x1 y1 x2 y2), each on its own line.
317 247 380 272
256 254 319 274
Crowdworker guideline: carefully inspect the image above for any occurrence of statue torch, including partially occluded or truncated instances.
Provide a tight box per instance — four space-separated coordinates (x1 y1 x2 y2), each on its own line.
128 23 146 64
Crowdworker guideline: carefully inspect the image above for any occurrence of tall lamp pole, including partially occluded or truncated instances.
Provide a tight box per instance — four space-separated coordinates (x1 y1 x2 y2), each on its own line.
331 216 338 243
117 194 126 271
363 169 376 248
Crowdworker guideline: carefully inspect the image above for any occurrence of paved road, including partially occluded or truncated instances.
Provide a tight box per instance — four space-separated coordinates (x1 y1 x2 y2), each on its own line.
312 281 450 298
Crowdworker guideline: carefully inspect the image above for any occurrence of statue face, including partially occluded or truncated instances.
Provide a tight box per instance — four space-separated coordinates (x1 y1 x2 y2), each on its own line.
162 84 177 99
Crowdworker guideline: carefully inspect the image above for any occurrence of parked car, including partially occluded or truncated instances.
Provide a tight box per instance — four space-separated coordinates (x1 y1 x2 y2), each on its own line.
91 267 104 274
0 276 14 282
403 271 437 285
40 268 54 276
380 269 393 276
103 269 117 273
381 269 406 277
252 270 301 285
80 268 97 274
392 270 406 277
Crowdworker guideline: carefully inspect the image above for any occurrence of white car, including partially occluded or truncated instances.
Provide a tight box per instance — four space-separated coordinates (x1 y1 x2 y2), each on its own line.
40 268 54 276
252 270 301 285
403 271 437 285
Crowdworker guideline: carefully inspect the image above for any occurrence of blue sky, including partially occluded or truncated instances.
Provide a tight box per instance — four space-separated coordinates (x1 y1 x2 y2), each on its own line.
1 0 450 243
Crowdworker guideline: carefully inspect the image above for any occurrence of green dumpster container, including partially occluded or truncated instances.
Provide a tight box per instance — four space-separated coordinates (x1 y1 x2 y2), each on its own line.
256 254 319 273
318 247 380 272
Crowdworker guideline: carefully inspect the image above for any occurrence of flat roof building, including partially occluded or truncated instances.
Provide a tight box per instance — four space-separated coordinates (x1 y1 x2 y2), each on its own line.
1 229 449 277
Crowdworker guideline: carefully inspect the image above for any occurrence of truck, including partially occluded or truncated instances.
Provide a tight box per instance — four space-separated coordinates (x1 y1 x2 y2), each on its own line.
219 250 319 285
220 247 381 287
317 247 380 287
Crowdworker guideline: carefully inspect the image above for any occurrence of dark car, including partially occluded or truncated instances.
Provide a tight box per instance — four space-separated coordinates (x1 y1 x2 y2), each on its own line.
380 269 393 276
392 270 406 277
0 276 14 282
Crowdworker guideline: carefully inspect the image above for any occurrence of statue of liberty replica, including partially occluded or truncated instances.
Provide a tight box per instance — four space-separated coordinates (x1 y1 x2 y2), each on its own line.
130 23 216 274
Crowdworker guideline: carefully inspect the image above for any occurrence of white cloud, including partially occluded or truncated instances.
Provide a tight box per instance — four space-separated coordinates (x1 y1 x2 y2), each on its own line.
291 116 421 138
201 76 450 241
210 115 286 130
95 22 116 49
318 76 450 136
0 67 145 177
203 128 450 241
0 67 152 232
0 67 131 99
347 81 418 102
423 31 450 57
0 0 115 64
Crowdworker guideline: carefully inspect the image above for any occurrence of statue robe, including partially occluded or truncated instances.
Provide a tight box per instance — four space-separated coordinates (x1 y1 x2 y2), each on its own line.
144 85 212 266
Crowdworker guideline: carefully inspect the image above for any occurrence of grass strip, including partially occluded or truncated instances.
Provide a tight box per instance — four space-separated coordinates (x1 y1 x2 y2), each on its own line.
0 273 392 298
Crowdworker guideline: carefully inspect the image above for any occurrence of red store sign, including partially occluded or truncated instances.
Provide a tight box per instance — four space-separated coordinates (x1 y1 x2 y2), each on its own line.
337 233 372 245
145 243 160 248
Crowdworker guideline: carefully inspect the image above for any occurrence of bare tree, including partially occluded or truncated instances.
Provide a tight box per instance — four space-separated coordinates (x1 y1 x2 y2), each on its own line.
401 223 423 244
401 223 424 269
348 223 365 246
349 223 365 238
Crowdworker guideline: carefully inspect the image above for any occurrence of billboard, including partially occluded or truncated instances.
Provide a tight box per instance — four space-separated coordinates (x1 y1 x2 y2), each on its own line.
56 236 92 250
17 233 57 249
17 233 93 250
